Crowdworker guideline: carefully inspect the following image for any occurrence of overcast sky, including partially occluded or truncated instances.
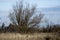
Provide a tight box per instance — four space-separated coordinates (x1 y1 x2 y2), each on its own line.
0 0 60 25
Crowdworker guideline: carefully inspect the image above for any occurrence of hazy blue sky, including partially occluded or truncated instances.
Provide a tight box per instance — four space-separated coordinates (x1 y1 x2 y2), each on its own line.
0 0 60 25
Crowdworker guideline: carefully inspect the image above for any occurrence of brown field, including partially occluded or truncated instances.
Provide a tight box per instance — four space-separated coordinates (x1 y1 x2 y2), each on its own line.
0 33 60 40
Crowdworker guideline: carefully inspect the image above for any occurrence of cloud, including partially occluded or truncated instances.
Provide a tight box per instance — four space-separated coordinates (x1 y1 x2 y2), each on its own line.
0 0 17 2
41 6 60 12
41 6 60 24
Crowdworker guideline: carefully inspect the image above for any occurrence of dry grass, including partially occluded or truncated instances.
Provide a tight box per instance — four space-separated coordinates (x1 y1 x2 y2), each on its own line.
0 33 60 40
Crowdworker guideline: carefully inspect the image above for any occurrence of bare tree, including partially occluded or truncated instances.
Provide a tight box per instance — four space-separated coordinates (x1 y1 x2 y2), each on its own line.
1 23 5 29
9 1 44 33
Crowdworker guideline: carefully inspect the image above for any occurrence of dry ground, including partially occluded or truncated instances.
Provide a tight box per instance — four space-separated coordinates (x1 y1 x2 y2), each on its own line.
0 33 60 40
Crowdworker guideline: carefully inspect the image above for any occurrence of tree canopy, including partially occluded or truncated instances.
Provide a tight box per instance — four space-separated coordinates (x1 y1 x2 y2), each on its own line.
9 1 44 33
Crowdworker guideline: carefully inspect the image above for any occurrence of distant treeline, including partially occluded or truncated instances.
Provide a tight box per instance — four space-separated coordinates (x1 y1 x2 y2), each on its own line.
0 23 60 33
